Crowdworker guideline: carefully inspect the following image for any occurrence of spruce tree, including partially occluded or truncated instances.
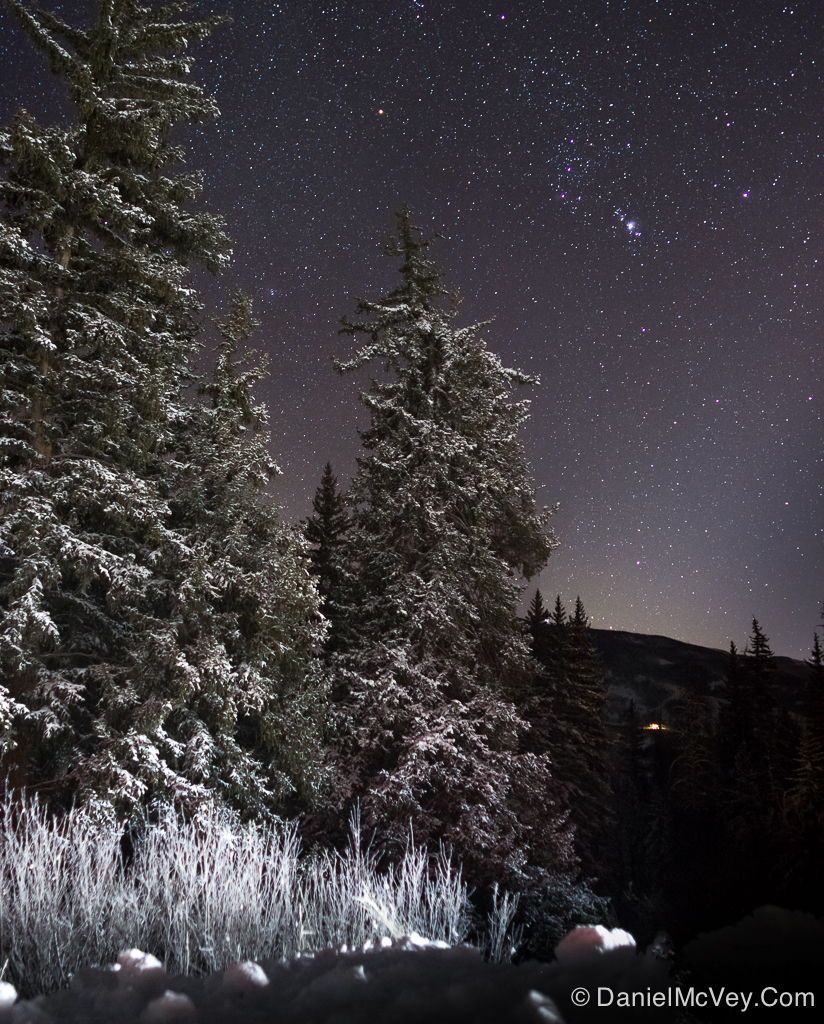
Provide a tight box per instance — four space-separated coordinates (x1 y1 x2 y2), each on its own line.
0 3 322 817
785 633 824 897
744 618 783 800
529 594 568 683
747 618 774 680
304 463 350 652
169 293 327 814
809 632 824 695
562 598 614 880
331 209 569 883
718 622 786 906
550 594 567 628
525 595 613 881
525 588 548 635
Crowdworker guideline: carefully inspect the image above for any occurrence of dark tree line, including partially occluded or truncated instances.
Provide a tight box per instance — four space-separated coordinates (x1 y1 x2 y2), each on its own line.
605 618 824 941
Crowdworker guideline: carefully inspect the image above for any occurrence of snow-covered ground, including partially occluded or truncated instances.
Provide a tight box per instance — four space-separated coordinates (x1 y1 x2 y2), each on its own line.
6 909 824 1023
1 928 674 1024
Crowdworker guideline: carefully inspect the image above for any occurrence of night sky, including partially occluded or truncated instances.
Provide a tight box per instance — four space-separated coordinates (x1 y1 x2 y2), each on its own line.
1 1 821 657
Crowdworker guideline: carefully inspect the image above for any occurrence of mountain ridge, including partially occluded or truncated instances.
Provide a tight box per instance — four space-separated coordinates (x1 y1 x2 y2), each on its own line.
585 627 810 721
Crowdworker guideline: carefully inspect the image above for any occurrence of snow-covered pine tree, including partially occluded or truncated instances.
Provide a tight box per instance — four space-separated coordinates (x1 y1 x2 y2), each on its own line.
168 293 327 815
0 2 322 817
304 462 350 653
331 209 570 883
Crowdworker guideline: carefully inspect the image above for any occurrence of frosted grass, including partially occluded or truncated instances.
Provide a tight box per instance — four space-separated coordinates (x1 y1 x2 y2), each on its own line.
0 795 481 996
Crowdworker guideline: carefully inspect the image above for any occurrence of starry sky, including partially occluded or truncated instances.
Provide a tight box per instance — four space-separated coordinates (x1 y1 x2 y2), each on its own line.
1 0 822 657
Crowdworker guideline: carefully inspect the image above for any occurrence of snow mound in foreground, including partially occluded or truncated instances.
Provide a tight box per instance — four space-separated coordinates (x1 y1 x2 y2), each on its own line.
554 925 635 963
0 931 675 1024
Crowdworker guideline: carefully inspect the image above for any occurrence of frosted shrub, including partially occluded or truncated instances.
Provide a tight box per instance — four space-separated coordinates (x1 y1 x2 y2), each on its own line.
0 796 478 996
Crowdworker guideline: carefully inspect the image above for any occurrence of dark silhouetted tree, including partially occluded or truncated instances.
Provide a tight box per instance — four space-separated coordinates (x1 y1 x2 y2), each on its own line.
305 463 350 652
526 588 548 635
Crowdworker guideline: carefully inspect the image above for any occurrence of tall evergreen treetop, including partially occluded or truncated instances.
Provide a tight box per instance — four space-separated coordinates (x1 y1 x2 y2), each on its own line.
809 633 823 686
306 465 349 586
304 463 350 653
804 632 824 750
747 618 774 665
570 596 589 629
337 208 556 604
332 210 567 882
551 593 567 628
526 588 548 634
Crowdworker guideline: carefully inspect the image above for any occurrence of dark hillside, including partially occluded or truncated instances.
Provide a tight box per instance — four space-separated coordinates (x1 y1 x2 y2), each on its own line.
587 628 809 720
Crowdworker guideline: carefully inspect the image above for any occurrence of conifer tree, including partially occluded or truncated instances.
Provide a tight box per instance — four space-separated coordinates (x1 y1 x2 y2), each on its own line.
562 598 614 879
747 618 774 681
0 3 321 817
525 588 548 635
785 633 824 881
744 618 784 798
550 594 567 628
525 594 612 880
305 463 350 652
807 622 824 774
169 293 327 814
718 622 786 906
809 632 824 695
523 595 567 752
331 209 569 883
529 594 568 678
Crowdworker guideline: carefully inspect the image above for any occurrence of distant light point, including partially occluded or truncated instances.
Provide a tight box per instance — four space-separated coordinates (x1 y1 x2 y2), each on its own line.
742 190 750 198
377 108 385 116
